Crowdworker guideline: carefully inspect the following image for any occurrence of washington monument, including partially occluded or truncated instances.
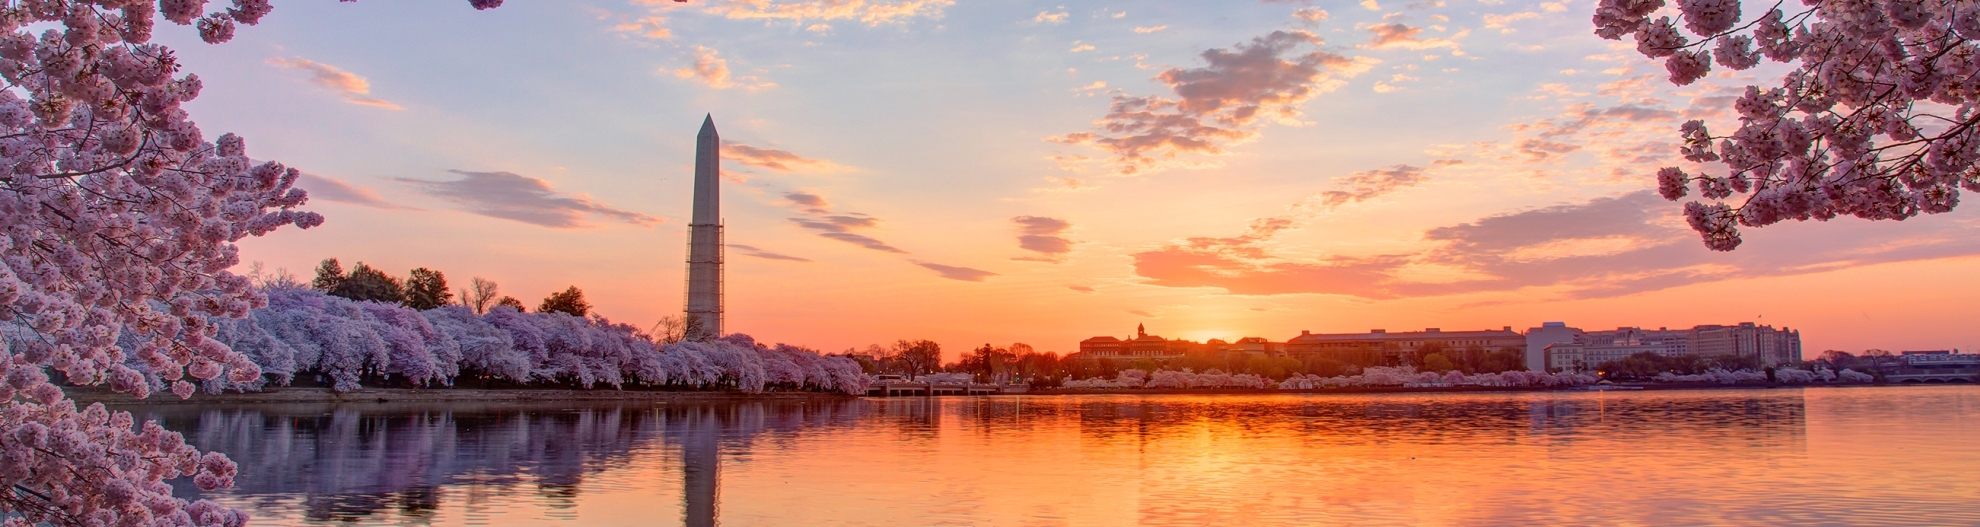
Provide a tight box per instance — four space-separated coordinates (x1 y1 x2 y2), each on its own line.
684 115 723 341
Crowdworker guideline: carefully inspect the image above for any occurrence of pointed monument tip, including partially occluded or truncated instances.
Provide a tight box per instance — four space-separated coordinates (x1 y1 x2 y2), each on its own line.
698 113 716 135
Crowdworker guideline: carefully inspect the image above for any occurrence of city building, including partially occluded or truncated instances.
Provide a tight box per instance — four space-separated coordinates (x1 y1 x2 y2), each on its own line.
1541 323 1803 372
1076 325 1283 363
1901 350 1980 368
1285 327 1525 365
1525 322 1582 372
1079 324 1186 361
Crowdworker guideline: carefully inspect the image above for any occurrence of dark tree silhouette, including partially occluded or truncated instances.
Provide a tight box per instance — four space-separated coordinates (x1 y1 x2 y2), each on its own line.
496 296 527 312
404 268 453 310
330 263 406 303
539 286 591 317
311 258 345 291
889 339 942 380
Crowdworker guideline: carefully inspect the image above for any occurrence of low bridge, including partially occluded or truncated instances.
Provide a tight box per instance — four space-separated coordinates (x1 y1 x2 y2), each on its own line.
867 381 1009 397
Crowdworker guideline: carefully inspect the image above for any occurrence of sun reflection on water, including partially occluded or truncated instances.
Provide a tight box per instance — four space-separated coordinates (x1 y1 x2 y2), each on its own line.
128 386 1980 526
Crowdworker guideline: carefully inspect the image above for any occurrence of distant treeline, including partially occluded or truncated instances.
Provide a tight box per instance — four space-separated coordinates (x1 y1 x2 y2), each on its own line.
851 341 1534 388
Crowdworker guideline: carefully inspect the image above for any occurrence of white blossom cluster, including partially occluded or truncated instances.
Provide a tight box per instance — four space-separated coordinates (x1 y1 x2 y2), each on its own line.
181 287 875 396
1596 0 1980 250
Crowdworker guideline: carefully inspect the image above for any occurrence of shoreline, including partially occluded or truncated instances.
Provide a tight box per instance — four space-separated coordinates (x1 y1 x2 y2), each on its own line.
1030 382 1917 396
62 386 855 405
61 380 1959 406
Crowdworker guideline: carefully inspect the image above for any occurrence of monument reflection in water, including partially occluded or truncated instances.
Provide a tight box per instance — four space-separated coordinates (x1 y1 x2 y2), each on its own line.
122 388 1980 526
130 400 868 526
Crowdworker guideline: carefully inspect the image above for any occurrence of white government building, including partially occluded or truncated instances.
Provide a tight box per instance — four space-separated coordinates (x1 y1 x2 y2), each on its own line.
1526 322 1803 372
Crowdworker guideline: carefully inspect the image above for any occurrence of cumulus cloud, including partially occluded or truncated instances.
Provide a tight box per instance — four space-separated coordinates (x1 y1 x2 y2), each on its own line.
724 142 849 172
1050 30 1373 175
296 173 409 209
730 244 813 262
1134 191 1980 300
399 171 658 228
265 57 402 110
1012 215 1074 261
674 46 774 90
704 0 954 26
916 262 998 282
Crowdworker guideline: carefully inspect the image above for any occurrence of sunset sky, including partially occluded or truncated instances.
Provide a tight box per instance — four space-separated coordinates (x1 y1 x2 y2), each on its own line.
182 0 1980 356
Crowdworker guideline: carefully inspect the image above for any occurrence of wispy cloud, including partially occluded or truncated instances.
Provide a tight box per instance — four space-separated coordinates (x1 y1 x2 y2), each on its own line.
1134 190 1980 300
781 191 907 253
1134 25 1168 33
1293 8 1329 26
603 13 672 39
398 170 657 229
724 141 850 172
1319 165 1428 208
266 57 402 110
1033 10 1068 23
1050 30 1373 175
674 46 774 90
916 262 998 282
1482 12 1539 33
295 173 412 210
731 244 813 262
1012 216 1074 262
703 0 954 26
1363 23 1466 52
784 192 830 213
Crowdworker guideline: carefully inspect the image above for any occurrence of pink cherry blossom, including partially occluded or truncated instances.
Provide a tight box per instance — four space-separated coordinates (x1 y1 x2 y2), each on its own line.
1594 0 1980 250
0 1 502 524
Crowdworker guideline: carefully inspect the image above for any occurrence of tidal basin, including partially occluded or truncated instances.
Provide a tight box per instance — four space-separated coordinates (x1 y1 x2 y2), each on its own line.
131 386 1978 526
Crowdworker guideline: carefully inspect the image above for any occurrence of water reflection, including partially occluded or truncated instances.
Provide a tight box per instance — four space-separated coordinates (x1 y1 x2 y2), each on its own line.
122 387 1980 526
127 400 868 525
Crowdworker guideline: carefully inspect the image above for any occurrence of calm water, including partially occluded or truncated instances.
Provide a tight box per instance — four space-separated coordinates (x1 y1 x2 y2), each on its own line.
127 386 1980 526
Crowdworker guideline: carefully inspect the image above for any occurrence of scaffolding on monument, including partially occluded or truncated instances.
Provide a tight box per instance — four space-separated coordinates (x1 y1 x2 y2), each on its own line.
683 221 723 340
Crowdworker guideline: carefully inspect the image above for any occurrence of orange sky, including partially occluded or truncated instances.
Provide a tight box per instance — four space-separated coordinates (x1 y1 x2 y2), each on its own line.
194 0 1978 359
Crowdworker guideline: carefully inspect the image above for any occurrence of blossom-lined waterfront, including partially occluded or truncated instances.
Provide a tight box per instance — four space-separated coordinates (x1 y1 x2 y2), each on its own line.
140 386 1978 526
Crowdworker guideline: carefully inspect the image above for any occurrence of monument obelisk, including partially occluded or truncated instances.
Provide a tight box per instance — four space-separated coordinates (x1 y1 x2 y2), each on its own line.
684 115 723 341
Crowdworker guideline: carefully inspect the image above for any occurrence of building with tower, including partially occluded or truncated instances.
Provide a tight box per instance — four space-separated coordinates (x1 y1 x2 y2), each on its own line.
684 115 724 341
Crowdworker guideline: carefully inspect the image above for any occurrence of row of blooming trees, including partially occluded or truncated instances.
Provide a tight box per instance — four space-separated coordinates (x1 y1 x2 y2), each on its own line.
189 287 871 396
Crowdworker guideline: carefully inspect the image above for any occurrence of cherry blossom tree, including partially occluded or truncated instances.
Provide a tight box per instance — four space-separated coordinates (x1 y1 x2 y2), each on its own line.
195 287 870 396
1594 0 1980 250
0 0 505 523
